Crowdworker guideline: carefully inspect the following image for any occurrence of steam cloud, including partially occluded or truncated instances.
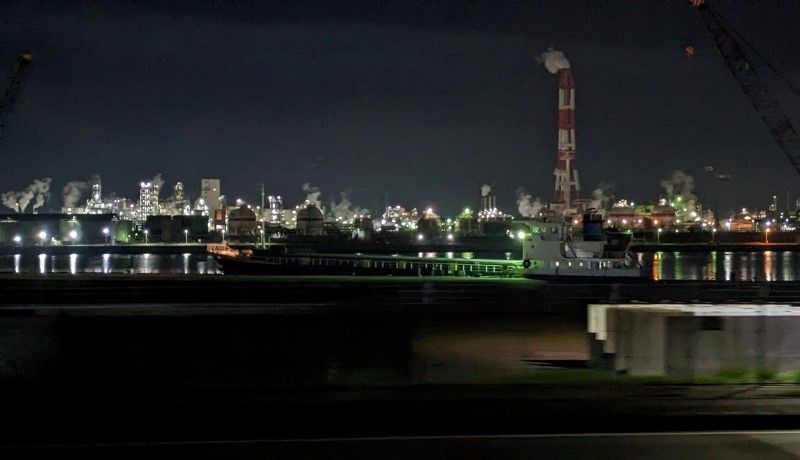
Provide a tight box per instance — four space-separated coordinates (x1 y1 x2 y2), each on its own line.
301 182 322 209
538 47 570 74
330 192 368 221
516 187 543 217
2 178 52 213
660 170 696 201
589 183 615 212
62 181 89 208
481 184 492 197
150 173 164 191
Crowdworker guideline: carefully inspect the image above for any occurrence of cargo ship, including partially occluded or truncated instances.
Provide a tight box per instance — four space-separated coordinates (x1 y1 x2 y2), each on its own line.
520 211 644 281
207 244 519 277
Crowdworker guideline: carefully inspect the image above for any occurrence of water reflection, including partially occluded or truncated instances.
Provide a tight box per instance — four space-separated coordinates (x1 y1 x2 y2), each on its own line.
641 251 800 281
5 251 800 281
765 251 774 281
723 252 732 281
0 254 221 275
69 254 78 275
783 251 792 280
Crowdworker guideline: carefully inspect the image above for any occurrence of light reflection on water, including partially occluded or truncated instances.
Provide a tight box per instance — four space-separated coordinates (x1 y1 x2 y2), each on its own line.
640 251 800 281
0 254 221 275
4 251 800 280
69 253 78 275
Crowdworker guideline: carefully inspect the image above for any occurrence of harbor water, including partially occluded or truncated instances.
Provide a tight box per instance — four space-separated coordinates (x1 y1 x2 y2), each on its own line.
1 250 800 280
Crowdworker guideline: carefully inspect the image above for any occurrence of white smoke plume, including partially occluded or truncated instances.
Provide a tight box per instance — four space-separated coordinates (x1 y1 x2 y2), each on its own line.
660 170 696 201
150 173 164 191
516 187 543 217
302 182 322 209
481 184 492 197
31 178 52 211
62 181 89 208
1 192 19 212
330 192 368 221
589 183 615 211
2 178 52 213
538 47 571 74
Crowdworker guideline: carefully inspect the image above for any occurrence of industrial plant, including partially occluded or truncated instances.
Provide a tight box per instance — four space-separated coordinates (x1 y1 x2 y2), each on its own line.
1 40 799 249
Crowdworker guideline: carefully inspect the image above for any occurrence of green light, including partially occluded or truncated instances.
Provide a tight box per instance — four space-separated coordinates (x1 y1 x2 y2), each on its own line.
516 231 526 240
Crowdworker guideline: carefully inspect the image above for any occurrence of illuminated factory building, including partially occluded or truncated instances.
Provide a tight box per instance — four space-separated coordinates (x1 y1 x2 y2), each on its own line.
138 180 160 222
85 181 112 214
200 178 222 213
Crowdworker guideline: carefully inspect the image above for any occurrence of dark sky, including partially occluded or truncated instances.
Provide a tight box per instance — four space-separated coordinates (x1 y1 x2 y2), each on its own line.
1 0 799 216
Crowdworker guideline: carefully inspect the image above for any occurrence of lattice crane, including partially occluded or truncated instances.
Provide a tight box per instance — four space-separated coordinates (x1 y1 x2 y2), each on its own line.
0 53 32 140
693 0 800 175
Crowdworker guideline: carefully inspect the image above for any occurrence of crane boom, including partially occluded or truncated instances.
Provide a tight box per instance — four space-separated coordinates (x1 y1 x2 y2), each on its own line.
694 1 800 175
0 53 32 140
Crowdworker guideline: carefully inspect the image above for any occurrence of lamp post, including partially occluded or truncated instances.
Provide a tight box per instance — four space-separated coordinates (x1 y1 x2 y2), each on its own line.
656 227 662 245
102 227 110 245
712 227 717 244
143 229 149 244
38 230 48 246
13 235 21 245
516 231 529 261
184 229 189 244
221 229 226 244
765 227 771 244
260 228 265 248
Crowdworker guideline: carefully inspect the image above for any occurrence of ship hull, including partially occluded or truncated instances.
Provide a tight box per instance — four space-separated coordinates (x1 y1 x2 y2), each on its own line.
523 272 648 283
212 254 513 277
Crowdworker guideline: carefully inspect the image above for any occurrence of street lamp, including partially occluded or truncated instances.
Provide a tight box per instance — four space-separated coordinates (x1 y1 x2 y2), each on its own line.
765 227 771 244
69 230 78 241
13 235 21 244
102 227 110 245
143 229 149 244
221 229 226 244
184 229 189 244
712 227 717 244
38 230 47 245
656 227 663 245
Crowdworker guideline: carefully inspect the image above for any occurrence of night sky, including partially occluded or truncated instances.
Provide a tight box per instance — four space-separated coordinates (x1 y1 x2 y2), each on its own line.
1 1 799 216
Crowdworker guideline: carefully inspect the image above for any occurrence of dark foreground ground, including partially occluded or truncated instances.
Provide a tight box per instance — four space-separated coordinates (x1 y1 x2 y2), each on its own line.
4 275 800 457
9 432 800 460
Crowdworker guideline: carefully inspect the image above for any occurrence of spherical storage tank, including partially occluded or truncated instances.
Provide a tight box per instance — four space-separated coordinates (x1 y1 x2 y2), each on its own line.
297 204 324 236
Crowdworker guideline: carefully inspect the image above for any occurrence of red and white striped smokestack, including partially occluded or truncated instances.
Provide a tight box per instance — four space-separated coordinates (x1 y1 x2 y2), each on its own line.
540 48 579 212
555 67 578 210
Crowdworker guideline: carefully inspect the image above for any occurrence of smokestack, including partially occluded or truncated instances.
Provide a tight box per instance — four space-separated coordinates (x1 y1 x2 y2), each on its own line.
540 48 579 212
555 67 578 210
